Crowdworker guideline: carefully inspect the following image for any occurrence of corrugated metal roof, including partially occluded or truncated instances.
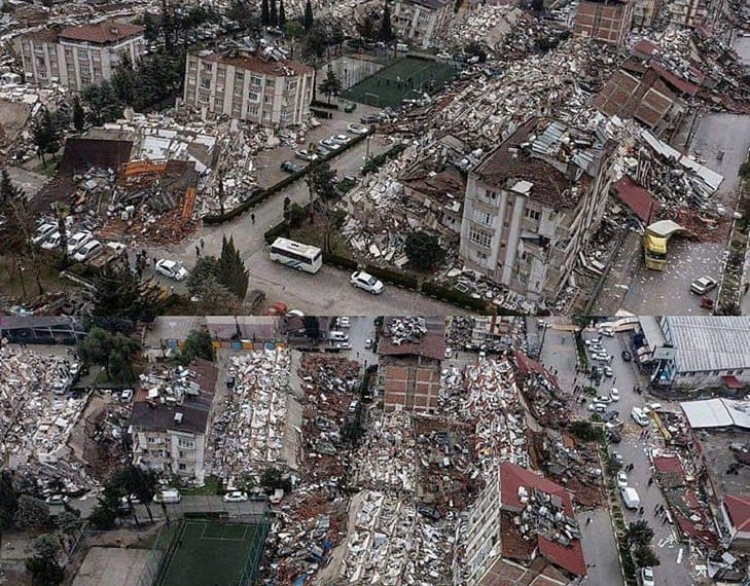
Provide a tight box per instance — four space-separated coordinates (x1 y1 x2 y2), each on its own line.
666 316 750 373
680 398 750 430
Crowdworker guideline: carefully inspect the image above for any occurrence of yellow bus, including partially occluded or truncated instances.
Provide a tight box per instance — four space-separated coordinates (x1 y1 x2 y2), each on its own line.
643 232 668 270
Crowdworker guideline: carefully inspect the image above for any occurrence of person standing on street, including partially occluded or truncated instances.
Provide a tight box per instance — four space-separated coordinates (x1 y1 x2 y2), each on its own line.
251 213 256 224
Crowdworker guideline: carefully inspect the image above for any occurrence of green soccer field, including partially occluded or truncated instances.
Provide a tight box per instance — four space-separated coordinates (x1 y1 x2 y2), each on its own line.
343 57 458 108
159 521 267 586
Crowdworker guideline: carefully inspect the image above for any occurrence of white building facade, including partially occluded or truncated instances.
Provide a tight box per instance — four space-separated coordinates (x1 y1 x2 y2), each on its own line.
391 0 452 50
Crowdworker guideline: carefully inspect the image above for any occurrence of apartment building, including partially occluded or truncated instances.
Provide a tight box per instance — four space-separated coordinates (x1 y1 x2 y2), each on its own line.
462 462 586 585
17 21 145 91
130 359 218 484
574 0 634 46
183 50 314 127
391 0 452 50
632 0 661 28
459 118 616 304
667 0 724 28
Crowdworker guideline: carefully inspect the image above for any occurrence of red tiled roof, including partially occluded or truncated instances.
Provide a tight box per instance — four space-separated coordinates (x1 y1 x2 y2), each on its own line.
652 454 683 476
538 536 587 577
724 494 750 532
648 61 699 96
512 350 559 390
632 39 661 57
59 21 144 44
611 176 661 223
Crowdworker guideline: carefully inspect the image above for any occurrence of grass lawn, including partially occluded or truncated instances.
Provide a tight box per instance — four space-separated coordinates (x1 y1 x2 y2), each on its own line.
159 520 267 586
180 476 220 496
343 57 458 108
33 158 59 177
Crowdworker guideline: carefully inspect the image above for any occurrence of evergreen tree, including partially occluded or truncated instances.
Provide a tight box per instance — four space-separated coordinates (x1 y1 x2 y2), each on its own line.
31 108 61 164
72 96 85 133
380 3 394 43
278 0 286 28
320 68 342 103
0 471 17 552
270 0 278 27
25 555 64 586
217 235 249 300
111 54 138 105
261 0 269 26
304 0 313 31
404 231 446 271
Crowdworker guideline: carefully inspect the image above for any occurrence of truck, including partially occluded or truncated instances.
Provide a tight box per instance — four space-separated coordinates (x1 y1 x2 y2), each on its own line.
88 241 127 269
620 487 640 510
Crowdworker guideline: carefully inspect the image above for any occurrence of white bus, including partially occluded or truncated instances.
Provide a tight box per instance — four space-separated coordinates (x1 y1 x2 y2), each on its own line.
269 237 323 274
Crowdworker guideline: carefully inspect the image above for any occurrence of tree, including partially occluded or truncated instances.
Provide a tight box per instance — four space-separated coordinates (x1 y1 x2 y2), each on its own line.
379 3 394 43
278 0 286 28
111 54 138 105
25 555 64 586
568 421 602 442
88 500 117 530
356 12 379 42
320 68 342 103
14 496 50 531
79 327 141 384
311 161 337 201
303 0 313 31
72 96 85 133
217 235 249 300
92 265 164 323
0 471 18 552
286 20 304 40
627 520 654 547
404 231 446 271
186 256 220 297
82 80 123 125
270 0 278 27
32 534 61 561
634 545 661 568
227 0 259 33
179 329 216 364
55 510 82 553
31 108 61 164
261 0 269 26
142 11 160 45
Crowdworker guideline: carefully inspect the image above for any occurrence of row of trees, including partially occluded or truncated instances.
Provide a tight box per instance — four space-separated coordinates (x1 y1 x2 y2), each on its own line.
261 0 287 29
186 235 250 314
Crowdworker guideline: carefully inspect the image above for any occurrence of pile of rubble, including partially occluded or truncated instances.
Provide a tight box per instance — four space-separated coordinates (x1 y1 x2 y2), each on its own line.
0 345 94 490
383 316 428 345
446 316 475 350
440 5 527 53
208 348 293 476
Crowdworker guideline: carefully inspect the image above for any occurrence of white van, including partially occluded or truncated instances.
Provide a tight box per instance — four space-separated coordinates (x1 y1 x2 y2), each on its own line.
328 331 349 343
631 407 650 427
153 488 181 504
620 486 640 510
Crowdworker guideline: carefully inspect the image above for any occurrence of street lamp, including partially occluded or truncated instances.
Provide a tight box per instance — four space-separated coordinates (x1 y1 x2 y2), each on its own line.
19 266 27 299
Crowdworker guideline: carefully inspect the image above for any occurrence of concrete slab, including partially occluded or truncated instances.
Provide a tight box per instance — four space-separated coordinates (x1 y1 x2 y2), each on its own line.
72 547 151 586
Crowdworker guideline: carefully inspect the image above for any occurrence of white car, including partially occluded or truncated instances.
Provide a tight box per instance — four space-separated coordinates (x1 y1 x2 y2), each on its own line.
46 494 70 506
155 259 189 281
72 240 103 263
690 276 717 295
351 271 385 295
336 317 351 328
295 148 319 162
223 491 249 503
616 471 628 488
40 231 62 250
604 365 614 377
330 134 350 145
153 488 181 504
66 231 94 255
595 395 613 405
319 139 341 151
588 402 608 413
347 123 369 135
640 567 655 586
609 388 620 401
33 223 58 245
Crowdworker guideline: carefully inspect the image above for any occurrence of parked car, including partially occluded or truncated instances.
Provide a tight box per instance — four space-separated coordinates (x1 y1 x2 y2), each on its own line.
347 123 369 135
281 160 305 174
223 491 249 503
40 231 62 250
316 145 332 157
621 350 632 362
610 388 620 401
344 102 357 112
690 276 718 295
72 240 104 263
599 327 615 337
360 114 380 124
153 489 181 504
603 410 620 423
616 471 628 488
606 429 622 443
335 317 351 328
595 395 612 405
640 567 655 586
350 271 385 295
610 451 624 466
364 339 374 350
66 231 94 256
121 389 134 402
155 259 189 281
33 223 57 245
604 365 614 377
588 402 608 413
329 134 350 146
46 494 70 506
319 139 341 151
295 149 319 162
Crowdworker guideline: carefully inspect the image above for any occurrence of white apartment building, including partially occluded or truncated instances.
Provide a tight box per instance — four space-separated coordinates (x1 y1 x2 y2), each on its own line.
391 0 452 50
183 50 314 127
17 21 145 91
459 118 616 304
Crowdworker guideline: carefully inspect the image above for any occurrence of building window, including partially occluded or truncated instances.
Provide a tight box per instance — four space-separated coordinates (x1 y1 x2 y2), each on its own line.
202 62 212 72
469 228 492 249
286 79 297 91
266 79 275 89
472 208 493 226
178 463 187 471
178 438 195 449
248 91 259 102
248 105 259 117
281 110 292 121
200 77 211 90
525 208 540 221
486 190 497 200
264 95 272 104
250 75 262 86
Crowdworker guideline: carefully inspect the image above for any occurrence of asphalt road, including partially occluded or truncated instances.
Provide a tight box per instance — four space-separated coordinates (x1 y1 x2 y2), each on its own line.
538 323 693 586
144 129 460 316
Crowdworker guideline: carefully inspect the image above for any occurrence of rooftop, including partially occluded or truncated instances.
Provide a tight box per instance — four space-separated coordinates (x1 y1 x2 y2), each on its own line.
197 51 314 77
611 176 662 223
664 316 750 373
378 317 446 361
724 494 750 532
58 21 145 44
130 359 218 435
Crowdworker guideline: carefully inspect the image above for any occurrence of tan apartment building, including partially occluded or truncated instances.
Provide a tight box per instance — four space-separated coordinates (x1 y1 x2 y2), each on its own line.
130 359 218 484
17 21 145 91
632 0 661 28
459 118 616 304
574 0 634 46
183 50 314 128
391 0 453 50
667 0 723 28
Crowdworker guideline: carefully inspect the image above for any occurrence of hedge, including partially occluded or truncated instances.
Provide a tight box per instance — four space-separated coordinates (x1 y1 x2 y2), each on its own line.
421 281 490 312
204 133 368 225
264 222 288 244
310 108 333 119
324 252 358 271
311 100 339 110
364 264 419 290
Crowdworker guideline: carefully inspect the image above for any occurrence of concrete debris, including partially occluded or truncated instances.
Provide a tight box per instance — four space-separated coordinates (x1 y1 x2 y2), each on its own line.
385 316 428 345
